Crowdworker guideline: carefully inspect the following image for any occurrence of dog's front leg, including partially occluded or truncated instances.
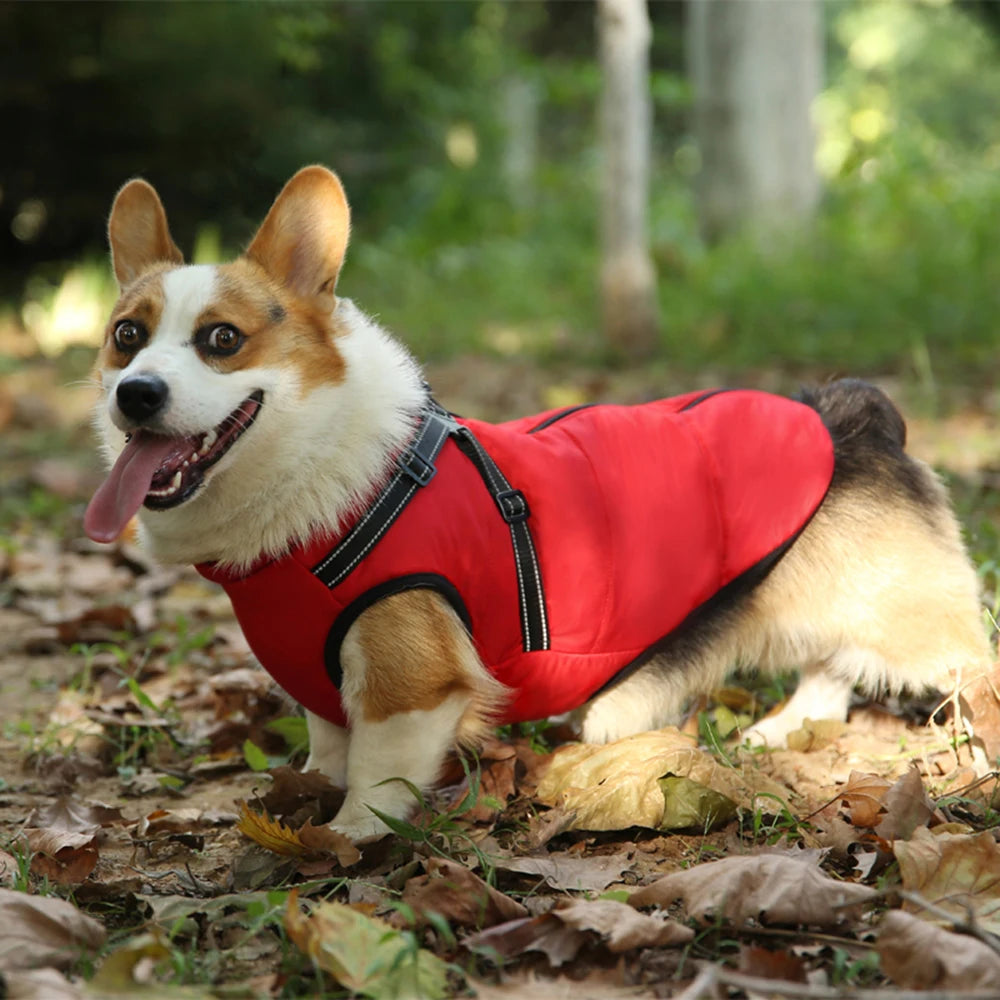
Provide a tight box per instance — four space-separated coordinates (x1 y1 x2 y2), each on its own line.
331 693 473 841
326 589 504 843
303 710 349 787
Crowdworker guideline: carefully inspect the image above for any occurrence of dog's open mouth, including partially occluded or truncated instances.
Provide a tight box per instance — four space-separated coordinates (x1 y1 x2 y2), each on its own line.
84 391 263 544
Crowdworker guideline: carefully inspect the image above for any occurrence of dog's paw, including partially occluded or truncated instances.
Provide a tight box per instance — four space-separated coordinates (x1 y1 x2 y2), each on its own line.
328 798 393 844
740 713 799 749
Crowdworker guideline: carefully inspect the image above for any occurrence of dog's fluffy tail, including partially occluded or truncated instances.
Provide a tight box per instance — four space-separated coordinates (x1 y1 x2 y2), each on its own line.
800 378 949 517
798 378 907 455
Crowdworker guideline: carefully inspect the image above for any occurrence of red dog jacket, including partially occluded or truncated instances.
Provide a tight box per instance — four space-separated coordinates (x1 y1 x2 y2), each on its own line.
198 390 834 729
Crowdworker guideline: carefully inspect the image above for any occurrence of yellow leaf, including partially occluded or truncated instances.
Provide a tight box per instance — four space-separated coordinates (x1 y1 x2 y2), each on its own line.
659 776 737 831
535 728 785 832
235 801 307 856
786 718 846 752
285 892 449 999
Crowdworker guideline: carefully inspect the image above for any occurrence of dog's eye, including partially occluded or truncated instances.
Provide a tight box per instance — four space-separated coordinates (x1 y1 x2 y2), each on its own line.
199 324 244 357
113 320 146 352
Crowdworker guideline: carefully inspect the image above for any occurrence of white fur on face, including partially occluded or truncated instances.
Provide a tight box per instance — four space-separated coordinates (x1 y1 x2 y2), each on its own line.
101 266 274 439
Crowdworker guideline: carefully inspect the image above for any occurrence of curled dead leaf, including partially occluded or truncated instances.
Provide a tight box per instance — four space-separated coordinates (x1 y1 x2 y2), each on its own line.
629 851 877 929
895 826 1000 934
535 727 784 832
496 853 633 893
0 888 106 971
836 771 892 829
874 764 940 841
296 819 361 867
878 910 1000 990
402 857 528 929
466 898 692 967
0 967 83 999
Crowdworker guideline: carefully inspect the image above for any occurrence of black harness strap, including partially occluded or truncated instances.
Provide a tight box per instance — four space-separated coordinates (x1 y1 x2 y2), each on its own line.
450 425 549 652
310 401 550 653
311 407 453 589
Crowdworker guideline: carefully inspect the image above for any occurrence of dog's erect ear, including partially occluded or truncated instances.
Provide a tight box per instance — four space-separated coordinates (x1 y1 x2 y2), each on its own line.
245 166 350 311
107 179 184 287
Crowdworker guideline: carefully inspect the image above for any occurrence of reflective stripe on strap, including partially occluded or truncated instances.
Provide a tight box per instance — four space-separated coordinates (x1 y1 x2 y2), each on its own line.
449 426 549 652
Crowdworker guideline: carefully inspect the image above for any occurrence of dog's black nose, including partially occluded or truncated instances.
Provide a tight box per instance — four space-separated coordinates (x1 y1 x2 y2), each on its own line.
116 374 170 422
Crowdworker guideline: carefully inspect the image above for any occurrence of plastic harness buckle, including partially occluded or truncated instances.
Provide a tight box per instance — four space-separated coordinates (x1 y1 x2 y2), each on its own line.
495 488 530 524
397 447 437 486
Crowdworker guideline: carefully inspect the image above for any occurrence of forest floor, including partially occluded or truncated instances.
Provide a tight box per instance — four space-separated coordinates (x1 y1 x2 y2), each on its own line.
2 349 1000 999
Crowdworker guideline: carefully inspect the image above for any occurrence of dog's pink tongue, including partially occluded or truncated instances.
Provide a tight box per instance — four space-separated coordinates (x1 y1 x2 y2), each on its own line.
84 432 180 543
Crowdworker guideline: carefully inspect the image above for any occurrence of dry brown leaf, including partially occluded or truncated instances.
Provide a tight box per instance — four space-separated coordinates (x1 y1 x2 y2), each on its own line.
0 967 84 999
877 910 1000 990
629 851 876 928
896 826 1000 934
0 850 18 887
136 807 232 836
466 899 691 967
29 843 99 885
526 805 578 849
811 803 865 864
259 765 345 819
25 828 98 857
553 899 693 953
469 969 647 999
0 888 106 971
535 728 785 832
26 798 126 833
402 857 528 929
953 659 1000 770
836 771 892 828
874 764 940 841
496 853 633 893
467 914 587 968
738 944 808 983
296 820 361 867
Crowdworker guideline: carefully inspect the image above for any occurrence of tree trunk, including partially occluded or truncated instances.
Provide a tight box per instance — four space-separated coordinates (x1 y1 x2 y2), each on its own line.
502 75 539 211
598 0 660 358
688 0 823 243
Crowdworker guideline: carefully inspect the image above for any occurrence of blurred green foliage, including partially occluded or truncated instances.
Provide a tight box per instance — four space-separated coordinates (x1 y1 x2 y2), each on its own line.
2 0 999 376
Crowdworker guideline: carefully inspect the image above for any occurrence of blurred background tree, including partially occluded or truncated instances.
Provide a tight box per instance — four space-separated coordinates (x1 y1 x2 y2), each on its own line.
688 0 823 242
2 0 999 379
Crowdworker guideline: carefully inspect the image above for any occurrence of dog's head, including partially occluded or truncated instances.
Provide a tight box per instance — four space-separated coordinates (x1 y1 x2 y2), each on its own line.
85 166 354 558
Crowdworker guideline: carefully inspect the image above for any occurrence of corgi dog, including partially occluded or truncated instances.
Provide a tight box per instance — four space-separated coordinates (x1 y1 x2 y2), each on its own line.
85 166 990 842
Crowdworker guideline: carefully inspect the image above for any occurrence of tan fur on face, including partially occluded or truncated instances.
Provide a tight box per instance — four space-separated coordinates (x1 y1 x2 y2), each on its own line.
97 265 172 372
95 257 346 393
207 259 346 389
348 589 508 745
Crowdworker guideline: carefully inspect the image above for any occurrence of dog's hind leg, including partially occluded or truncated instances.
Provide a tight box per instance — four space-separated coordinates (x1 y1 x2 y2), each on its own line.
739 468 991 748
742 663 852 747
328 589 507 842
